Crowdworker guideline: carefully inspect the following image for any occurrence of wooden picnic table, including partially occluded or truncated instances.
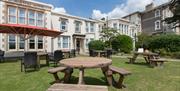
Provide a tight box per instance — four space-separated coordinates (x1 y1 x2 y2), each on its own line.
61 50 71 58
59 57 112 85
129 52 159 64
94 50 106 57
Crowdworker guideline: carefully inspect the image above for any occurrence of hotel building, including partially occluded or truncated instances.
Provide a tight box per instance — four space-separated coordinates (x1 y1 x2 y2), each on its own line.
0 0 137 54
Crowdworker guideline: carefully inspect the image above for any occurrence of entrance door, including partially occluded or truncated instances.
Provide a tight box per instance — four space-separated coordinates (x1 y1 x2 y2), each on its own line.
76 40 80 54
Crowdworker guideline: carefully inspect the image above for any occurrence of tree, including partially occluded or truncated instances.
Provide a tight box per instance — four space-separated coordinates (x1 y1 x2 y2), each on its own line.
111 35 133 53
165 0 180 28
100 28 119 48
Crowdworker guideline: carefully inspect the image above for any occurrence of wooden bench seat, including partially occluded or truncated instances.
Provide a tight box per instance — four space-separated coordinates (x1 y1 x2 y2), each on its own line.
108 66 131 88
149 59 167 67
48 67 73 83
47 84 108 91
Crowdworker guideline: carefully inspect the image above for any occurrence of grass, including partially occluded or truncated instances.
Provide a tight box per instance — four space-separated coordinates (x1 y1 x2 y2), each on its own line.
0 57 179 91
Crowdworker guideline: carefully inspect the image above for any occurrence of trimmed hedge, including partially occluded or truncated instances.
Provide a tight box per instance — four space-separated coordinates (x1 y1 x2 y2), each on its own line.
88 40 105 50
148 34 180 52
111 35 133 53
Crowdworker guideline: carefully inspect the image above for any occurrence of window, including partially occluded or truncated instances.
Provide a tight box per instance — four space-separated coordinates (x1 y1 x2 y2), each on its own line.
75 21 81 33
113 23 117 29
36 12 44 27
19 36 24 49
155 20 161 30
155 10 160 17
62 36 69 48
29 37 35 49
85 39 89 48
38 36 43 49
58 37 61 48
8 34 16 49
90 23 94 32
18 8 26 24
28 10 35 25
86 22 89 33
8 7 16 23
60 20 67 31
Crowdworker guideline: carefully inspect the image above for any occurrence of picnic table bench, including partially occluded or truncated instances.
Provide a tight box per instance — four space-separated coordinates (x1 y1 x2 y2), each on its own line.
48 67 73 83
108 66 131 88
47 84 108 91
149 59 168 67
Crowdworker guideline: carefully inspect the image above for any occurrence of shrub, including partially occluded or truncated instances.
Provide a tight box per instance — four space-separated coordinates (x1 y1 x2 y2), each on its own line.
148 34 180 52
88 40 105 50
111 35 133 53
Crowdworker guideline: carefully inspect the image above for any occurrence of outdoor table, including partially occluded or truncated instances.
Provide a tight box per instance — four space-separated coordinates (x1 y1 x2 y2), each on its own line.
61 50 71 58
60 57 112 84
94 50 106 57
130 52 159 64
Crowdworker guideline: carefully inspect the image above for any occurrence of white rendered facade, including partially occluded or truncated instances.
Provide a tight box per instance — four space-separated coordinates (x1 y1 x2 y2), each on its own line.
0 0 136 54
108 19 138 50
0 0 103 54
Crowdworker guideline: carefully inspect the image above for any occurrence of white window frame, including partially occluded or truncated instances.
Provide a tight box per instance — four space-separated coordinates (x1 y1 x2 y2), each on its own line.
86 22 89 33
37 36 43 49
18 8 26 24
8 34 17 51
60 20 68 32
8 6 17 24
155 20 161 30
155 9 161 17
90 23 95 33
28 10 36 26
36 12 44 27
58 36 70 49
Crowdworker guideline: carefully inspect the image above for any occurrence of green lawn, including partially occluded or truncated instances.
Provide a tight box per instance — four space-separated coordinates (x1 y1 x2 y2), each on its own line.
0 57 179 91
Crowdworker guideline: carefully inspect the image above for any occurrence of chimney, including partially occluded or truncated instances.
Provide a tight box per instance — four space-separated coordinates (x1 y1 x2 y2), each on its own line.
145 3 154 11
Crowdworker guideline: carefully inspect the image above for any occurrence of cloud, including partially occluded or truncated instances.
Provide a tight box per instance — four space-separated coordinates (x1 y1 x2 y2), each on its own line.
92 0 169 19
53 7 66 13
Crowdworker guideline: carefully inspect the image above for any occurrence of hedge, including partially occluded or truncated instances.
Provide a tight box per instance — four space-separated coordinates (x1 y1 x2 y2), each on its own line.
88 40 105 50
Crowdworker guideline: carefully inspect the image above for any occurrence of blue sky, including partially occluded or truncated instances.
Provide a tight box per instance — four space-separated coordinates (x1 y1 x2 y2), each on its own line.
37 0 169 19
38 0 125 18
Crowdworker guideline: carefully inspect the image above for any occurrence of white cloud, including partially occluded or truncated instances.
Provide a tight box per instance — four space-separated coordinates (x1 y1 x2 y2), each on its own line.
92 0 169 20
53 7 66 13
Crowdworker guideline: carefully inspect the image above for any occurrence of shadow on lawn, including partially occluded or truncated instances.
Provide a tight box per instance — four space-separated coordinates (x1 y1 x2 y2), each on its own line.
125 62 151 67
69 76 107 85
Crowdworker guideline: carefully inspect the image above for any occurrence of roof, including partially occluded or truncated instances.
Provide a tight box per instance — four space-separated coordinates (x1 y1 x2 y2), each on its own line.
51 12 100 23
122 11 141 18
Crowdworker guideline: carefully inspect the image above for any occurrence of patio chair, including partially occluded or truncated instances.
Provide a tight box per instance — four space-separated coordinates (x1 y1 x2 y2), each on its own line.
0 50 5 62
21 52 38 72
70 49 76 58
48 50 64 67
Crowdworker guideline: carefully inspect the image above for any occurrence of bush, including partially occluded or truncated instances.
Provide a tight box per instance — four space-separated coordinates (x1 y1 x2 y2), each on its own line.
88 40 105 50
148 34 180 52
111 35 133 53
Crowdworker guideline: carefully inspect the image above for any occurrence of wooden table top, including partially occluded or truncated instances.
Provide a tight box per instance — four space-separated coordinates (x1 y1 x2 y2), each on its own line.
60 57 112 68
134 52 158 56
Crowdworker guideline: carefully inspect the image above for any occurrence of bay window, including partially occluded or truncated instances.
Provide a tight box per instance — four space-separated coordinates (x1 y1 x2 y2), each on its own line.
38 36 43 49
19 36 24 49
8 34 16 49
29 37 35 49
37 12 44 27
18 8 26 24
8 7 16 23
28 10 35 25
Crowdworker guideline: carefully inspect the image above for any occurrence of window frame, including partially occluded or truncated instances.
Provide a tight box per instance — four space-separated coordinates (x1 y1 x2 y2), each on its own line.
18 8 26 24
155 9 161 17
8 6 17 24
8 34 16 50
155 20 161 30
36 12 44 27
28 10 36 26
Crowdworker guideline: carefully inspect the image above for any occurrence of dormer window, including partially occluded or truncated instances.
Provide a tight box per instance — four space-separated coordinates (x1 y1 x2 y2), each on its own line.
155 9 160 17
